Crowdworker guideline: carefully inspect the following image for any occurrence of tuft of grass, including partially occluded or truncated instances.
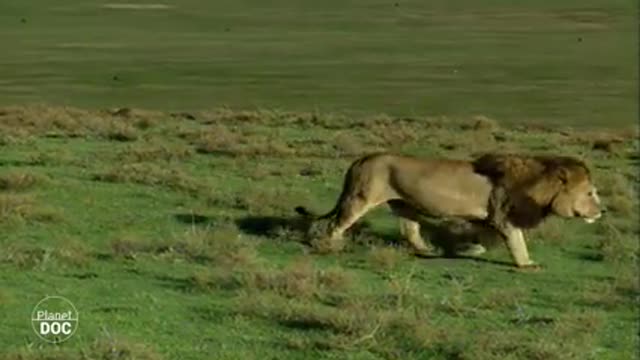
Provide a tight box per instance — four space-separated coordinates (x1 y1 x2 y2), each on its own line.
117 143 193 163
594 221 638 264
111 227 260 268
263 257 354 299
0 194 63 225
87 335 165 360
2 335 164 360
172 226 258 266
477 288 527 310
595 172 636 216
2 238 91 269
52 237 92 267
103 122 139 142
0 194 34 223
110 235 157 259
367 246 406 273
0 172 46 192
466 115 500 131
1 243 47 269
189 255 354 299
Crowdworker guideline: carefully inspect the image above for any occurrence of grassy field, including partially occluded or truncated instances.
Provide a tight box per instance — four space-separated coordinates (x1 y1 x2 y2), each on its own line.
0 0 636 126
0 106 637 359
0 1 638 359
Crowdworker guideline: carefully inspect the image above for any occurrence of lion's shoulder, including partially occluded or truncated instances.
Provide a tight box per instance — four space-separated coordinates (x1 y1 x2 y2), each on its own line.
471 153 589 189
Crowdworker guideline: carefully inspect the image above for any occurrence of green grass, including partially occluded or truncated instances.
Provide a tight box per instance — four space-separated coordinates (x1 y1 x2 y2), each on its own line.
0 0 636 126
0 106 637 359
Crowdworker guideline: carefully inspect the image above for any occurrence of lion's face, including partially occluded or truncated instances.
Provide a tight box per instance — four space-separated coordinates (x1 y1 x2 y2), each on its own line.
551 177 602 223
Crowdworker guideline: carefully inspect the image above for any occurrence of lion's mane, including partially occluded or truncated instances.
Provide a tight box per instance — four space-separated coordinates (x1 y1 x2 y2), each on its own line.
472 153 590 228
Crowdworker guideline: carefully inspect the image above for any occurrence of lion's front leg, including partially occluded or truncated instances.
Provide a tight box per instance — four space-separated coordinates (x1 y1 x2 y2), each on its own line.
500 223 538 268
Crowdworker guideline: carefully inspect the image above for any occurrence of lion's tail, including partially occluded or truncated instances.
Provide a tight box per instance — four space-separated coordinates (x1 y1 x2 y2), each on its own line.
294 202 340 221
294 205 336 219
294 158 360 221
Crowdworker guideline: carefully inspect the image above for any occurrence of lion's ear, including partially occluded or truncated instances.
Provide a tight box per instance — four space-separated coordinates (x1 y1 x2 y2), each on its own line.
556 167 570 184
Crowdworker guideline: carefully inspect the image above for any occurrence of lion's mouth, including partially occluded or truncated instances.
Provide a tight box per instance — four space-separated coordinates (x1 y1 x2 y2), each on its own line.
583 213 602 224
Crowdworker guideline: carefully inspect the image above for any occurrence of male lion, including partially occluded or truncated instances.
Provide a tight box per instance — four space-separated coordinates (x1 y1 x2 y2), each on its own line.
295 152 602 268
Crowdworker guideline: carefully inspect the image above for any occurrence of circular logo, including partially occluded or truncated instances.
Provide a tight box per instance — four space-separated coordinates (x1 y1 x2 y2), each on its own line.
31 296 79 343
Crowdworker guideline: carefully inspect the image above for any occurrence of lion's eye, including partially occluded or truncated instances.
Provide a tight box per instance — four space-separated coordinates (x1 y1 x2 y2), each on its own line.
587 191 593 196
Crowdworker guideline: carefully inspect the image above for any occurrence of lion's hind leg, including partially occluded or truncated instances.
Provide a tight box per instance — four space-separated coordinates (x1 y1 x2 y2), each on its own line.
314 194 378 253
388 200 435 255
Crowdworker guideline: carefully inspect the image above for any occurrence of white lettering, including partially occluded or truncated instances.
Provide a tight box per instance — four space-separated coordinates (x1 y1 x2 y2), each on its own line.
50 322 61 335
62 322 72 335
40 322 50 335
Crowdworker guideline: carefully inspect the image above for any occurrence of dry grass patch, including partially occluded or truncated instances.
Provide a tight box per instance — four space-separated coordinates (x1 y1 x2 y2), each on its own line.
191 255 353 298
1 237 91 269
110 235 161 259
477 287 527 310
171 226 258 266
367 246 406 273
266 258 354 298
93 163 206 195
111 227 259 268
0 104 94 137
593 221 638 264
564 130 632 156
462 115 500 132
368 120 420 148
0 172 47 192
0 194 62 225
0 105 161 139
595 172 636 216
3 335 164 360
117 143 193 163
86 335 165 360
52 237 93 267
103 122 138 142
1 242 47 269
191 124 298 158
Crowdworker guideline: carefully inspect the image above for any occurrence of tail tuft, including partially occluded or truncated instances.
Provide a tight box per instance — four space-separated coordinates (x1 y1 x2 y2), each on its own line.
295 206 314 217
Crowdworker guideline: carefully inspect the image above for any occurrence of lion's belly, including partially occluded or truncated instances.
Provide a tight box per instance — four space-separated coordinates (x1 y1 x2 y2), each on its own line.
395 171 492 220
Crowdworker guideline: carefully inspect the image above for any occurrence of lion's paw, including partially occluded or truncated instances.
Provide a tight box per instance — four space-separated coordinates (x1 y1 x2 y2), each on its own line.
513 262 543 272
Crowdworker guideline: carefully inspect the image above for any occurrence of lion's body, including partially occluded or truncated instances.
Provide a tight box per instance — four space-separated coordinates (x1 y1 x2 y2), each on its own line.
296 152 602 268
306 153 493 220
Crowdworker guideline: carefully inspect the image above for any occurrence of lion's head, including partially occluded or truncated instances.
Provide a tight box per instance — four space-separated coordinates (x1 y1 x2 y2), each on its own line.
473 153 603 228
545 163 602 223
